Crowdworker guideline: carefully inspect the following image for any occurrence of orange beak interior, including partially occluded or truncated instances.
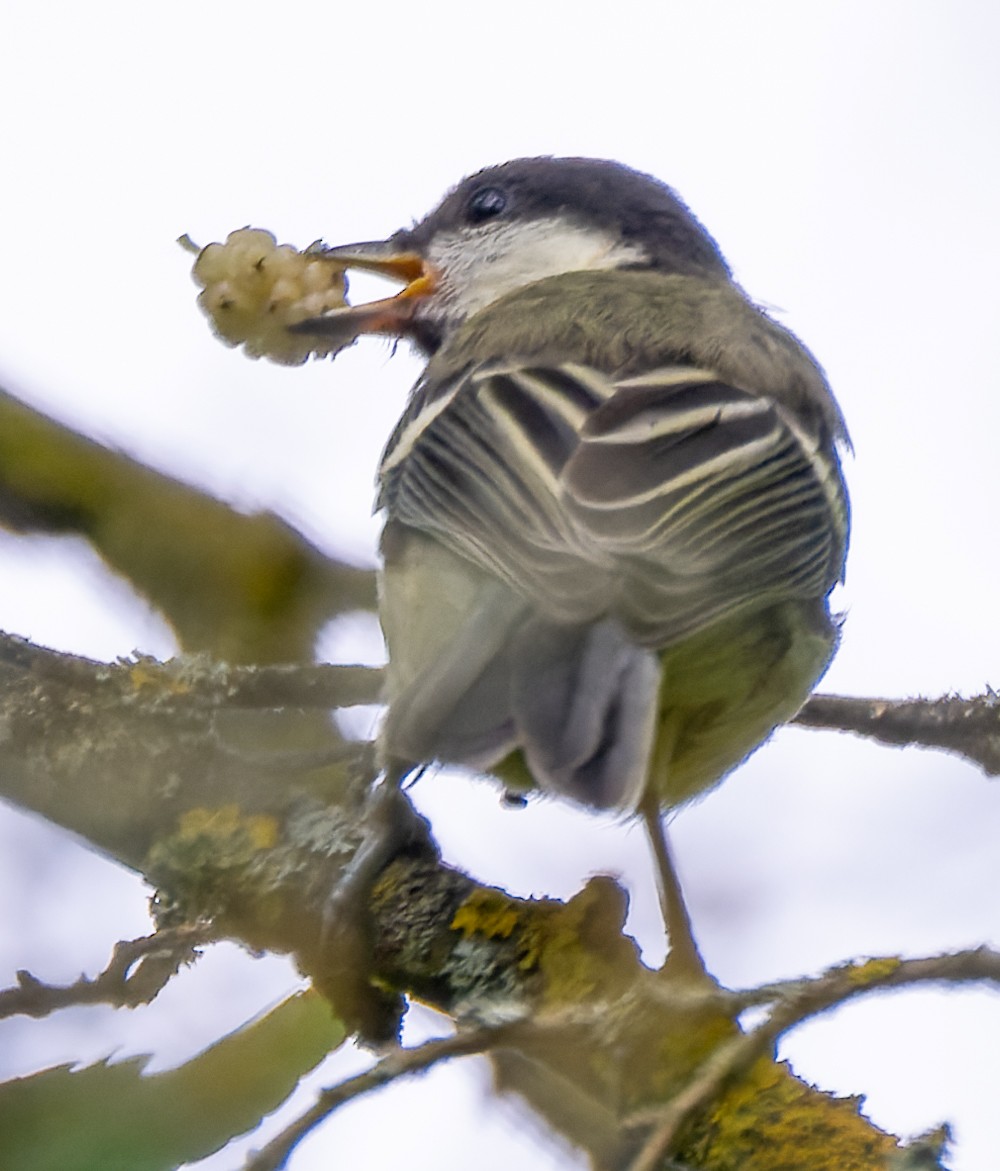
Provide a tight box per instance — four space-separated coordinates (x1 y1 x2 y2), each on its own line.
291 248 438 340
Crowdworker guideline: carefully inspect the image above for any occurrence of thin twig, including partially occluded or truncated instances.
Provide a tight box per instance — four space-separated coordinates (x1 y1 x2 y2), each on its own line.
0 924 214 1019
627 1027 773 1171
726 946 1000 1013
244 1025 507 1171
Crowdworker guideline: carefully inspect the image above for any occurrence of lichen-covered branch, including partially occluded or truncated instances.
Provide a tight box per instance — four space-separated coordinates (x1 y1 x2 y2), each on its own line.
625 949 991 1171
365 851 972 1170
5 628 994 883
0 631 372 871
0 628 959 1168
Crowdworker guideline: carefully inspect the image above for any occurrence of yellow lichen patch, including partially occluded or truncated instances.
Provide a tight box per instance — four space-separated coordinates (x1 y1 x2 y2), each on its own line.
185 229 349 365
146 803 288 932
128 660 164 691
126 657 192 696
525 878 635 1001
680 1056 899 1170
451 888 520 942
845 956 903 986
177 803 280 853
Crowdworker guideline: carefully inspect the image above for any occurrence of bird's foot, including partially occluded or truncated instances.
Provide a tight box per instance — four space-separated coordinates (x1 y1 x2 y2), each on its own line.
318 778 434 1044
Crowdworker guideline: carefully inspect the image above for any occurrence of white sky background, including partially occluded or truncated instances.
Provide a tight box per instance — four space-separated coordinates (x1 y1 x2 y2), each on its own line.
1 1 1000 1168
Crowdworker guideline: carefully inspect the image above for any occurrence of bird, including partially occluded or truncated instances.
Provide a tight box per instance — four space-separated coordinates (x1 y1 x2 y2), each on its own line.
298 157 850 971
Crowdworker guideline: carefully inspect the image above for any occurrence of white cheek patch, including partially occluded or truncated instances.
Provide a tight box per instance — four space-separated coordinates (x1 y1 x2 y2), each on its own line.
426 218 648 323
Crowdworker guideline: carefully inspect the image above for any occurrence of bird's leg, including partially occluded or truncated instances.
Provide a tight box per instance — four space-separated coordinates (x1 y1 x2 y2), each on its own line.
638 792 706 981
327 768 430 922
320 766 434 1042
640 704 708 981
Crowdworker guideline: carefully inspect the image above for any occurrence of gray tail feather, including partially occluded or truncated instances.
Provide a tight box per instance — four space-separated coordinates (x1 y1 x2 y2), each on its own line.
379 573 660 805
382 606 660 811
509 618 661 810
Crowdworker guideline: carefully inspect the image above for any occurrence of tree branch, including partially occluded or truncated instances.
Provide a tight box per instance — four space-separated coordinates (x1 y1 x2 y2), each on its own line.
0 631 373 871
796 691 1000 775
628 949 999 1170
0 627 987 1167
0 387 376 662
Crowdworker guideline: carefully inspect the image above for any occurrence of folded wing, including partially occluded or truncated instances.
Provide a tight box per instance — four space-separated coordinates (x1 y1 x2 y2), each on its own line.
380 359 847 646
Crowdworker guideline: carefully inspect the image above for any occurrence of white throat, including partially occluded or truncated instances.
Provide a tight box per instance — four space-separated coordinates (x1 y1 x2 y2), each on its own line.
423 217 648 325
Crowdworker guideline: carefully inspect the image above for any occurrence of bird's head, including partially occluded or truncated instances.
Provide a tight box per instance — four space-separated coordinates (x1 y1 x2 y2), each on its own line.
293 157 731 354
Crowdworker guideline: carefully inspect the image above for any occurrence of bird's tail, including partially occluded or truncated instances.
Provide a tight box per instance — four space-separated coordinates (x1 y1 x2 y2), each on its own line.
381 603 661 812
508 617 661 810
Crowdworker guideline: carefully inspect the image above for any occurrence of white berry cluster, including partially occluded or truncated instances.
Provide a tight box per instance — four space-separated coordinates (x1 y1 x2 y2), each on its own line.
187 229 349 365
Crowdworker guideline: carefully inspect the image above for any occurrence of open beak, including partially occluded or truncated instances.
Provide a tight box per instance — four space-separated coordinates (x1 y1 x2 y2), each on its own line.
290 239 438 341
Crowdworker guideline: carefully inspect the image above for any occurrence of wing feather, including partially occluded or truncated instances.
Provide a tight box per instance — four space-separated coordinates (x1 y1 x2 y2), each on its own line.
379 359 848 646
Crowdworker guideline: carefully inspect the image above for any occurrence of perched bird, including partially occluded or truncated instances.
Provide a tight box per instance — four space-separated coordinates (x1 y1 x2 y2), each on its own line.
300 158 849 966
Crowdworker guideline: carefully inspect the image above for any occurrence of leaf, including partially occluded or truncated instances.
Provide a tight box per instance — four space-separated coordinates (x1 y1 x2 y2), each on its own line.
0 989 345 1171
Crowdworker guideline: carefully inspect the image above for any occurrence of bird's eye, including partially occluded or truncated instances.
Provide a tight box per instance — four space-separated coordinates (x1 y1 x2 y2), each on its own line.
466 186 508 224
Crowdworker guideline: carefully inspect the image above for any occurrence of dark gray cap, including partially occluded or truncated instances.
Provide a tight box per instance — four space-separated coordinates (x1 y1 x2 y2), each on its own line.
397 156 732 280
